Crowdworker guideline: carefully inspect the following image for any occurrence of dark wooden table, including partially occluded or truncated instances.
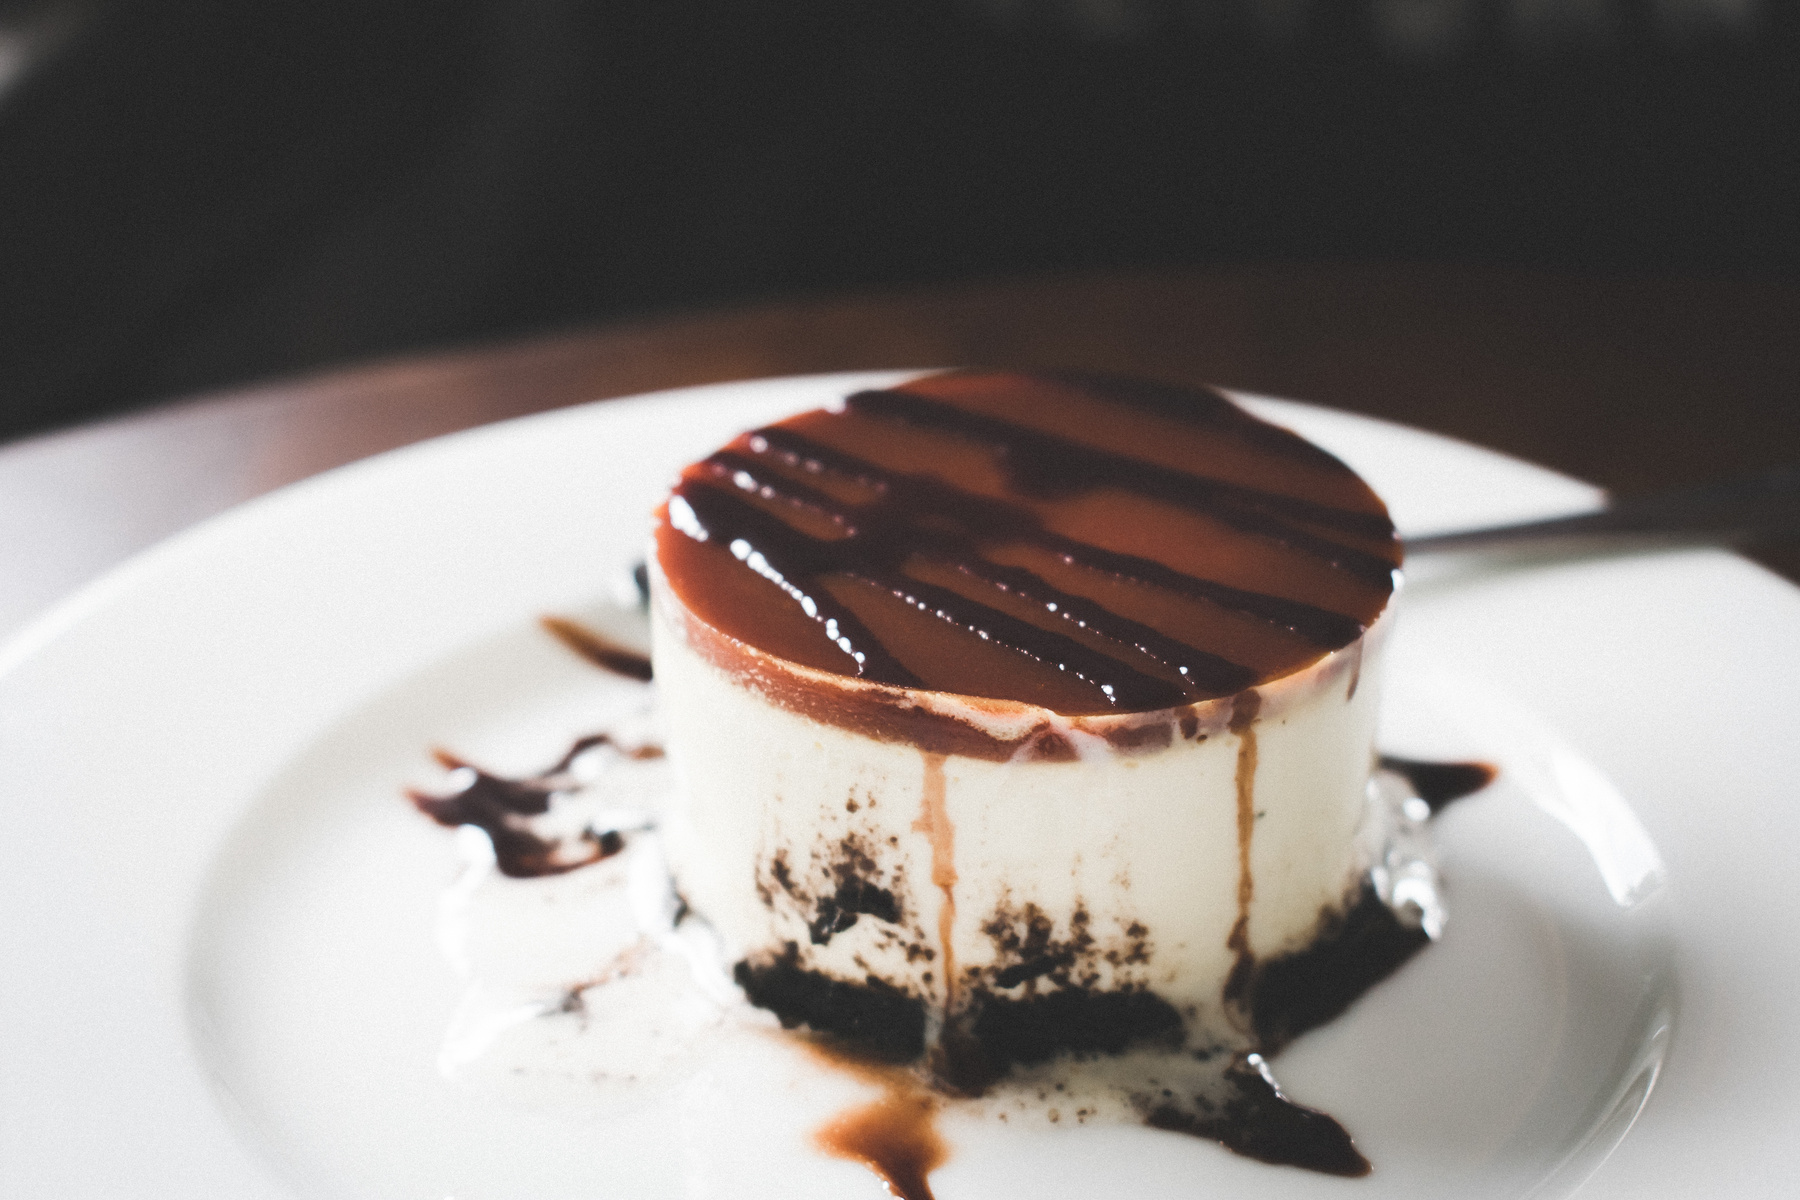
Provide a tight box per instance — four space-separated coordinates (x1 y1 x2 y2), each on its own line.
3 264 1797 637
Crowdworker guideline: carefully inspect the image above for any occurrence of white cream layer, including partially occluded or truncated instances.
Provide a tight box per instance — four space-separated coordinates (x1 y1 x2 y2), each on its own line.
654 589 1391 1043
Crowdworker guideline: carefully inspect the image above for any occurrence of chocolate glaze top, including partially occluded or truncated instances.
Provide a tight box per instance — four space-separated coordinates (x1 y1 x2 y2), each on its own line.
655 371 1399 716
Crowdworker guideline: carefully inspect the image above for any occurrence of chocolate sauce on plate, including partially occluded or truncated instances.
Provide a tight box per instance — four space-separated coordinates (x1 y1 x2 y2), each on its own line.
1146 1053 1370 1177
1378 755 1499 813
810 1046 948 1200
408 735 658 878
540 615 654 681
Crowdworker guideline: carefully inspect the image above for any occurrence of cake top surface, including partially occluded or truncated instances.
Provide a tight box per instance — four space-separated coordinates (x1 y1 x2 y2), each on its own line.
654 370 1399 716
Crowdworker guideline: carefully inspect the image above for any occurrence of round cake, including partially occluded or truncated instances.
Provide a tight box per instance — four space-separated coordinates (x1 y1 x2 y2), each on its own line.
649 369 1401 1088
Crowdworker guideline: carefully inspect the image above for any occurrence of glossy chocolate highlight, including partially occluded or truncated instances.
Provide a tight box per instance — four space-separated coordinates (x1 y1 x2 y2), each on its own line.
655 370 1398 717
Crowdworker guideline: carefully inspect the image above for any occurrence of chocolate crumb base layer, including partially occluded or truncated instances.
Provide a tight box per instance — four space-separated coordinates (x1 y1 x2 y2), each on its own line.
735 945 927 1064
734 947 1187 1088
1242 882 1430 1054
732 881 1426 1164
736 882 1424 1072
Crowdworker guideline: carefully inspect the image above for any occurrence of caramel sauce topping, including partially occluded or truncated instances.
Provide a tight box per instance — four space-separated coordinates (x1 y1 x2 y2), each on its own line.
655 370 1398 716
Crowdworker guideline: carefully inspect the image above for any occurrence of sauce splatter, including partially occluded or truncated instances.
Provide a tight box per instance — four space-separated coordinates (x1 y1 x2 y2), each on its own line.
816 1084 946 1200
810 1043 948 1200
408 734 658 877
1378 755 1498 813
1147 1053 1370 1177
541 614 654 681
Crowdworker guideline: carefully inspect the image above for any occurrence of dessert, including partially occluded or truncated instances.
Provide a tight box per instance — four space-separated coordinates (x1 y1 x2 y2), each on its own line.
649 369 1404 1087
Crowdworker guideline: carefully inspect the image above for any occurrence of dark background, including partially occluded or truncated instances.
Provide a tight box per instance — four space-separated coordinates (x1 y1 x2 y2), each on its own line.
1 0 1795 443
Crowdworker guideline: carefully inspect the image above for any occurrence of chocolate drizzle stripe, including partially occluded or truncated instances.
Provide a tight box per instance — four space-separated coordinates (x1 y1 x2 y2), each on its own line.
941 556 1256 697
1206 514 1397 589
1026 530 1364 647
1024 370 1367 477
1021 369 1263 427
762 410 1396 589
748 425 1366 647
703 449 860 531
663 371 1397 711
689 472 1191 704
687 452 1260 704
676 479 925 686
745 422 1360 658
864 572 1194 709
751 425 901 495
846 387 1399 553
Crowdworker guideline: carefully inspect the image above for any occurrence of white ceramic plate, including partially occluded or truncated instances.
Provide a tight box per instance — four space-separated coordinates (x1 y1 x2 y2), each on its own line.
3 373 1798 1199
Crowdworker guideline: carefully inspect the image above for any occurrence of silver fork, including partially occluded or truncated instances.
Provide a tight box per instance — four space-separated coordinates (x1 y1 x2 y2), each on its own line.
1405 463 1800 557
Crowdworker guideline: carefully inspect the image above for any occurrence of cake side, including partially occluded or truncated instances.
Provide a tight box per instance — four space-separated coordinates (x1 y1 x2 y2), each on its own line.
654 577 1391 1075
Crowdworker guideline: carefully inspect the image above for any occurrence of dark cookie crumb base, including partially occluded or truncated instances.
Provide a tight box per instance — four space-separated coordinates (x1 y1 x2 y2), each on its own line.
927 986 1188 1096
734 944 926 1062
1245 880 1430 1054
970 988 1185 1069
734 878 1429 1179
733 882 1426 1077
733 947 1184 1092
